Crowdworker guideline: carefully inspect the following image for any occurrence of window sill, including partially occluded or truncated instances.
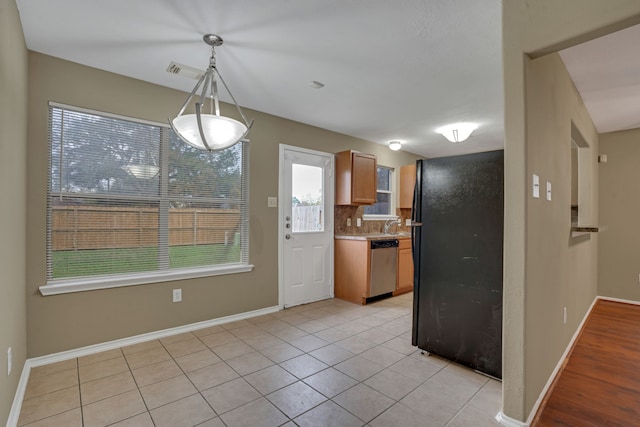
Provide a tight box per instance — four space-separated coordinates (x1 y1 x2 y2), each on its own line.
362 214 399 221
571 226 599 238
39 264 255 296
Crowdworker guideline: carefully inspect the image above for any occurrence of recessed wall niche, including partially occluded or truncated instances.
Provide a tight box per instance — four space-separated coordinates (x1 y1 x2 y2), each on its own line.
570 121 592 226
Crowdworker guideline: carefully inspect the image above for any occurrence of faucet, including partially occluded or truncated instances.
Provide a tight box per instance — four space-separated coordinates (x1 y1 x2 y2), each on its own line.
383 218 401 234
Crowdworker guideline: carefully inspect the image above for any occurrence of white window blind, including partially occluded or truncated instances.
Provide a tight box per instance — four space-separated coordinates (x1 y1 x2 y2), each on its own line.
47 103 249 284
363 166 393 216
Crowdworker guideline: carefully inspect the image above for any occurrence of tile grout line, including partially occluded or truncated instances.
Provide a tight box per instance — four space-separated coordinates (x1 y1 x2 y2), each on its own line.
117 346 154 426
443 377 492 427
157 333 221 426
76 358 85 427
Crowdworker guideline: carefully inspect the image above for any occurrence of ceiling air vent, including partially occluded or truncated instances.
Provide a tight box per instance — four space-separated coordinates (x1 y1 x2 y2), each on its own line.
166 62 203 80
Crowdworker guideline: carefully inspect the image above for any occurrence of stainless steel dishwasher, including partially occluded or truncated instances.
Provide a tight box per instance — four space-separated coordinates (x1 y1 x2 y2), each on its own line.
369 239 399 297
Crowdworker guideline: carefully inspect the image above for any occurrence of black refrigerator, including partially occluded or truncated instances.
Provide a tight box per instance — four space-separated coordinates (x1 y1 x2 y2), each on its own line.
411 150 503 379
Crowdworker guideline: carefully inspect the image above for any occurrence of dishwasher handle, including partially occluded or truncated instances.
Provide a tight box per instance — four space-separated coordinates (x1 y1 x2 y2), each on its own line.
370 239 399 249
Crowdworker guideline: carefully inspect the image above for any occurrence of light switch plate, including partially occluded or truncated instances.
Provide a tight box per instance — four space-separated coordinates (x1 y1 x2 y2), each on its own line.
267 197 278 208
532 174 540 198
356 218 362 227
546 181 552 201
346 218 352 227
405 218 411 226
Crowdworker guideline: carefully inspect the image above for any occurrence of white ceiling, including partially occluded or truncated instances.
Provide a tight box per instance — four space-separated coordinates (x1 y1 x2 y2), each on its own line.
15 0 504 158
560 23 640 135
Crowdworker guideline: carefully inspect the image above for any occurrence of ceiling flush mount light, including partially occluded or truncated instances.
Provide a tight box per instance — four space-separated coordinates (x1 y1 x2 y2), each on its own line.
436 123 478 143
309 80 325 89
388 140 402 151
170 34 253 151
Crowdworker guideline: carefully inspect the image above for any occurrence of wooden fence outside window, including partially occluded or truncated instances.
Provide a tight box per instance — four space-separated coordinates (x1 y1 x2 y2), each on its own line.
51 206 241 250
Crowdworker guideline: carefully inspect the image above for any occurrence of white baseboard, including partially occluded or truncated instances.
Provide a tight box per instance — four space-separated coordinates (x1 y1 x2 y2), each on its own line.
5 304 280 427
597 295 640 306
5 360 31 427
523 295 599 425
497 295 608 427
496 411 528 427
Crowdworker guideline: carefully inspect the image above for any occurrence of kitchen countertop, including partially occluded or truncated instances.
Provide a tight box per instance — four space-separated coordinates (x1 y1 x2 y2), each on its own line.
335 232 411 241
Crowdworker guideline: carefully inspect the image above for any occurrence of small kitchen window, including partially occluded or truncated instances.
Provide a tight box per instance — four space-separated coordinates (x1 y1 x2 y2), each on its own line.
363 165 395 219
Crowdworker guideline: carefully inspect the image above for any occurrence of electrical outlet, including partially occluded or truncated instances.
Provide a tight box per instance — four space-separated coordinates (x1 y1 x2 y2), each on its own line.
346 218 352 227
405 218 412 226
563 307 567 325
267 197 277 208
172 289 182 303
7 347 12 376
356 218 362 227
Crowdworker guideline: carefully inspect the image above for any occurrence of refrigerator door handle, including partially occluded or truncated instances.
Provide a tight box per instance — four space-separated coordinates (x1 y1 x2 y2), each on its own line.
411 159 423 347
411 160 422 257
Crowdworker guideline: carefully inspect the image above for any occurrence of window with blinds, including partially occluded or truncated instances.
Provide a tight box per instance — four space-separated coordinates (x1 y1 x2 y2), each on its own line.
47 103 249 285
363 166 394 216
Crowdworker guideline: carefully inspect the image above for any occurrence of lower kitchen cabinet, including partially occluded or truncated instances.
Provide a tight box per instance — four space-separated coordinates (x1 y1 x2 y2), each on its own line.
334 236 413 305
334 239 370 305
394 237 413 295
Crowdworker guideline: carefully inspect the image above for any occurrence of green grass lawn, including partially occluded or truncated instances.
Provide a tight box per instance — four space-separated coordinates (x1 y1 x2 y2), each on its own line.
51 244 241 279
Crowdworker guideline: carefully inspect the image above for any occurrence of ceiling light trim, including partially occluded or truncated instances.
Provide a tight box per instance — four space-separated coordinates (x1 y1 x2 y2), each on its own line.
388 140 402 151
436 123 478 143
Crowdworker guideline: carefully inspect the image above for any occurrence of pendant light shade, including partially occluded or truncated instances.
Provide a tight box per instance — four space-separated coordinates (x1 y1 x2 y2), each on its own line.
170 34 253 151
123 165 159 180
172 114 247 151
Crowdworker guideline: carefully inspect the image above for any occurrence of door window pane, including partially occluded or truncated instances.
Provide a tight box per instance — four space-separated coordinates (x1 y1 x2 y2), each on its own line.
292 164 323 232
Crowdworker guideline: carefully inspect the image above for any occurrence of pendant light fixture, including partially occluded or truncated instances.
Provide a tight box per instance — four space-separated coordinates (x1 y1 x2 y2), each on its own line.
169 34 253 151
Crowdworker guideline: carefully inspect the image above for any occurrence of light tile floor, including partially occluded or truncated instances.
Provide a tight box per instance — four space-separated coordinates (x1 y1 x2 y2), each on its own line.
17 293 502 426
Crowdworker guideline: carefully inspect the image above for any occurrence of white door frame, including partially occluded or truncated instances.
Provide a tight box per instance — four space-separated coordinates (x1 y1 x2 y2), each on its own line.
278 144 335 309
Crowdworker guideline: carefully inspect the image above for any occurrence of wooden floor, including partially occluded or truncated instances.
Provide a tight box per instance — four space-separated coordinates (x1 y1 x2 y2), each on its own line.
533 299 640 426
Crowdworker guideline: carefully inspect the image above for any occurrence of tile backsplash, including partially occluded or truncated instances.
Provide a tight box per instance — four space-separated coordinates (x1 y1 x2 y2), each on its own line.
334 206 412 235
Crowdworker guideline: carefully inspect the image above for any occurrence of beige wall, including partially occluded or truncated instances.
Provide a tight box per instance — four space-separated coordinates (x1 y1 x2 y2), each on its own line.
0 0 28 423
525 52 599 414
598 128 640 300
502 0 640 422
26 52 421 357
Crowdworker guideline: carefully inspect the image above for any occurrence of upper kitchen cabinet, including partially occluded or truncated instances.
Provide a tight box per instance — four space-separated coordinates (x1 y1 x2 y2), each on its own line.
335 150 377 205
399 163 416 209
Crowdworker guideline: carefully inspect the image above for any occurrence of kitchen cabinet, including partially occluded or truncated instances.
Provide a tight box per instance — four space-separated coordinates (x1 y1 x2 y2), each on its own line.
399 163 416 209
394 237 413 295
335 236 412 304
335 150 377 205
334 239 370 305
